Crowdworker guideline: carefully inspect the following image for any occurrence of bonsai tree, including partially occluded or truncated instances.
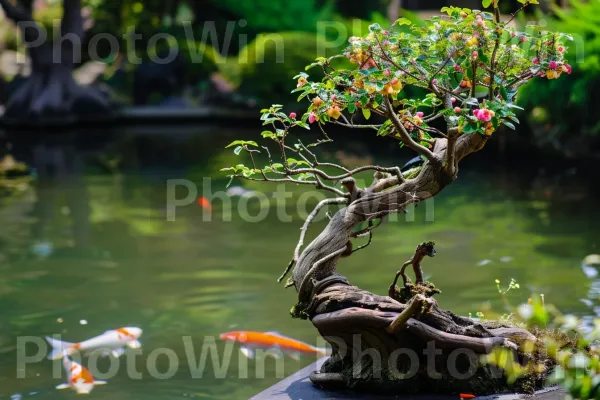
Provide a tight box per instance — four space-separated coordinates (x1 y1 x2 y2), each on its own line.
0 0 112 125
223 0 574 394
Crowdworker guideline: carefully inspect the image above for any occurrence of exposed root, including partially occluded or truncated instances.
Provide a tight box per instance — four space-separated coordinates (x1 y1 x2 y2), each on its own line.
390 281 441 303
386 294 435 334
298 264 562 395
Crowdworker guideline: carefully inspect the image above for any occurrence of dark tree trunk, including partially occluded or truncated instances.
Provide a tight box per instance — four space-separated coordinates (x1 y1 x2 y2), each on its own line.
289 134 561 394
0 0 113 126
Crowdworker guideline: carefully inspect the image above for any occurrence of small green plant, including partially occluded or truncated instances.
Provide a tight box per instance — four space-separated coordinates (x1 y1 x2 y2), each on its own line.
496 278 520 294
482 277 598 399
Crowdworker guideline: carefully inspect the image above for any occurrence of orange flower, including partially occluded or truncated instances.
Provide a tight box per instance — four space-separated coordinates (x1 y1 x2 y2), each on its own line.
484 122 495 136
326 105 342 120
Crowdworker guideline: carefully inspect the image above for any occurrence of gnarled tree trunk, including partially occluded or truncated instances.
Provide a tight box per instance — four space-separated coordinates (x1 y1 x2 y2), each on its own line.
290 133 554 394
0 0 112 126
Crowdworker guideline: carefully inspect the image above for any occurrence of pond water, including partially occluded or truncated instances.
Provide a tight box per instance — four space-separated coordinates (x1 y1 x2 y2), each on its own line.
0 127 598 399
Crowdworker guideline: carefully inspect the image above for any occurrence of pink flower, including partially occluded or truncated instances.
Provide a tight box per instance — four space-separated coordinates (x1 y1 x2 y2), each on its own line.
308 112 317 124
511 32 516 37
472 51 479 58
454 65 463 72
383 69 391 76
432 79 438 85
454 107 462 113
289 112 297 119
382 30 389 35
520 37 526 43
558 46 564 52
451 97 457 103
532 57 539 65
549 61 557 69
416 112 424 118
473 108 495 122
564 63 572 74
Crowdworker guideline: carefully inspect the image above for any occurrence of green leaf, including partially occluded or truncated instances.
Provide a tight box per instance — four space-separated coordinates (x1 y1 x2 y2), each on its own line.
347 102 356 114
462 122 478 134
377 120 392 136
506 103 524 110
482 0 492 8
226 140 258 148
368 23 382 32
394 17 411 26
261 131 277 140
233 146 243 155
475 85 489 98
502 120 516 130
499 86 508 101
362 108 371 120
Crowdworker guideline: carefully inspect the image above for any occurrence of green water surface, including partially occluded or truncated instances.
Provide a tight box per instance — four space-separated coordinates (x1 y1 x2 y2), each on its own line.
0 128 597 399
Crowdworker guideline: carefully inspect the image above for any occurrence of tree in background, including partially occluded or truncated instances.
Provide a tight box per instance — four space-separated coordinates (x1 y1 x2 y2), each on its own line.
0 0 112 125
222 0 576 394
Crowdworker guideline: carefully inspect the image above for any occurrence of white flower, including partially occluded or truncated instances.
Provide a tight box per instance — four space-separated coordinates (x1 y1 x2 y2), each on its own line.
518 304 533 320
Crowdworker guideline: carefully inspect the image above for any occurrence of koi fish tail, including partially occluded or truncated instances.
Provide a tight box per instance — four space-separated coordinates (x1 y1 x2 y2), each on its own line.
45 336 77 360
316 347 330 356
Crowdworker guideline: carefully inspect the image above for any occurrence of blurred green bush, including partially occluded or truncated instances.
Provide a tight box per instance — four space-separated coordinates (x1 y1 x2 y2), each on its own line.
213 0 335 34
231 32 332 104
518 0 600 156
225 10 424 105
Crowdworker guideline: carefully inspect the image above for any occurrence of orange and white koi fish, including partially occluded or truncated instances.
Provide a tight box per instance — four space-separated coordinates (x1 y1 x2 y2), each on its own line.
46 327 142 360
219 331 327 360
56 356 106 394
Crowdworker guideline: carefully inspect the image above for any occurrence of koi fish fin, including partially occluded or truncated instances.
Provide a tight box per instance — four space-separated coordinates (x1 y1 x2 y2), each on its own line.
45 336 76 360
240 346 255 359
288 351 301 361
127 340 142 349
264 348 284 360
95 380 108 386
111 348 126 358
55 383 70 390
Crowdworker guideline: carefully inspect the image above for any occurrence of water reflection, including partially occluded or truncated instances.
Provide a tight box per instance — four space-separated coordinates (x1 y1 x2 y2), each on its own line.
0 127 598 399
30 140 91 256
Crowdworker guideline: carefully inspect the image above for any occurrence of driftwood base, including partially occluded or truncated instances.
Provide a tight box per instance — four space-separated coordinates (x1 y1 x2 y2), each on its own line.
293 277 556 396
